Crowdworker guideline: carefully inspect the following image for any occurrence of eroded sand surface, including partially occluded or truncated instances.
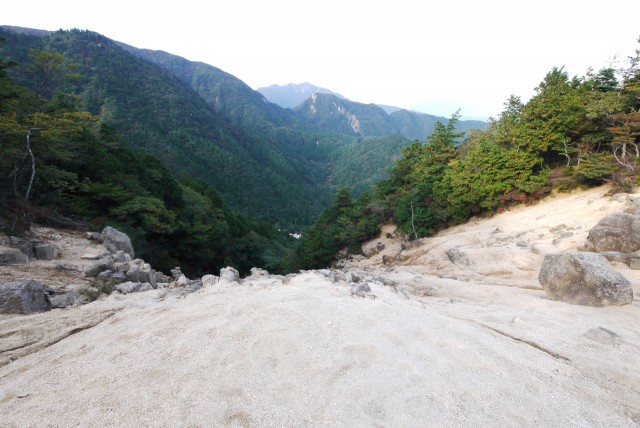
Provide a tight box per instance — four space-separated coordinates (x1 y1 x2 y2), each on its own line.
1 186 639 427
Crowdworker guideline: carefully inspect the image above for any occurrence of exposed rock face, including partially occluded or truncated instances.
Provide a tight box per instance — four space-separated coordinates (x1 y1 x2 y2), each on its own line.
0 279 52 314
585 212 640 253
446 248 470 267
101 226 134 257
538 252 633 307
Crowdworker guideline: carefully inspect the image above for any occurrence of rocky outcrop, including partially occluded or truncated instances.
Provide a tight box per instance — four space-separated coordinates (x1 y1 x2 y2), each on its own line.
101 226 134 257
538 252 633 307
585 212 640 253
0 279 52 314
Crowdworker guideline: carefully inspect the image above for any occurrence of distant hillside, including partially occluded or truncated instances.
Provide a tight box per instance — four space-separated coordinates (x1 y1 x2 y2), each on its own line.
295 93 485 140
257 82 345 109
0 28 334 229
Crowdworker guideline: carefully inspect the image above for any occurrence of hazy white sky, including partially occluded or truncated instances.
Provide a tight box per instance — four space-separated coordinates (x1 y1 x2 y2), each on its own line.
3 1 640 119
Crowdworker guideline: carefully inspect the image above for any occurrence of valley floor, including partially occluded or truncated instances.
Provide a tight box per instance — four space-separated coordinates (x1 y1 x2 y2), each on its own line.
1 186 639 426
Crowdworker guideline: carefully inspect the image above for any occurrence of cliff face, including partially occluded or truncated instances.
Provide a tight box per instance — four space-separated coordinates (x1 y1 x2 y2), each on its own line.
1 186 639 426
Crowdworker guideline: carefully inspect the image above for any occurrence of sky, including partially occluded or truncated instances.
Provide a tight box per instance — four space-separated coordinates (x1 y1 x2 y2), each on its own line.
3 1 640 120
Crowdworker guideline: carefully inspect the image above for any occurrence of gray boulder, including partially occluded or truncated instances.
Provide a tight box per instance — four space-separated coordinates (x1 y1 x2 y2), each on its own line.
126 264 157 289
220 266 240 283
48 290 82 309
350 283 372 297
10 236 33 258
34 242 58 260
101 226 134 257
0 279 51 314
112 250 132 263
84 258 113 278
0 247 29 264
115 281 153 294
170 267 183 280
538 252 633 307
586 212 640 253
202 274 219 287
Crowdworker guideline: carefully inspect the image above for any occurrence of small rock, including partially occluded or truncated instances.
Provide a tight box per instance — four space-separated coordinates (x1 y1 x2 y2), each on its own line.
85 232 102 241
115 281 142 294
112 250 132 263
81 253 101 260
249 267 270 278
446 248 469 267
176 275 189 287
350 282 372 297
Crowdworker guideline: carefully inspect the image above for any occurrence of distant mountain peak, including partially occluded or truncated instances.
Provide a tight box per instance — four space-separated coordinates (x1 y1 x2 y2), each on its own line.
257 82 344 109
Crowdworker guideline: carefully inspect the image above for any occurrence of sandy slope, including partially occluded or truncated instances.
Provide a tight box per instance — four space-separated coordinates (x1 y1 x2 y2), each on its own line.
1 186 639 427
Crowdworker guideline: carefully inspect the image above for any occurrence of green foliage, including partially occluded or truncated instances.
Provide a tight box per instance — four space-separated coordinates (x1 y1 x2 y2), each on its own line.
291 189 383 269
572 152 618 184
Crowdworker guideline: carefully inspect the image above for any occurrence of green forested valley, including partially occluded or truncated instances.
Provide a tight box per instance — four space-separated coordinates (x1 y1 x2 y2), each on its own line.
2 26 638 274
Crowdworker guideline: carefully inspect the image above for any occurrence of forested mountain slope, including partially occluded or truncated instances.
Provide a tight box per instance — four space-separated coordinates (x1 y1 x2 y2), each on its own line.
295 93 485 139
0 28 333 228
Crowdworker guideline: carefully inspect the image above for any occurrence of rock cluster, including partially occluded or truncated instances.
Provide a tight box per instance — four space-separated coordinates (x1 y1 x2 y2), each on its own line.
0 236 58 264
539 207 637 307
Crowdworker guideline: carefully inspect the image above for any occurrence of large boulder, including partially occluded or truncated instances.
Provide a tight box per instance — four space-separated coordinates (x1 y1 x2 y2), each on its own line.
34 242 58 260
101 226 134 257
538 252 633 307
0 280 52 314
0 247 29 264
84 258 113 278
585 212 640 253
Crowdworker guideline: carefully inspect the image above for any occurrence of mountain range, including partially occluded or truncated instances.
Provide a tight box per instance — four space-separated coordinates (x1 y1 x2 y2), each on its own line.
0 26 486 229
